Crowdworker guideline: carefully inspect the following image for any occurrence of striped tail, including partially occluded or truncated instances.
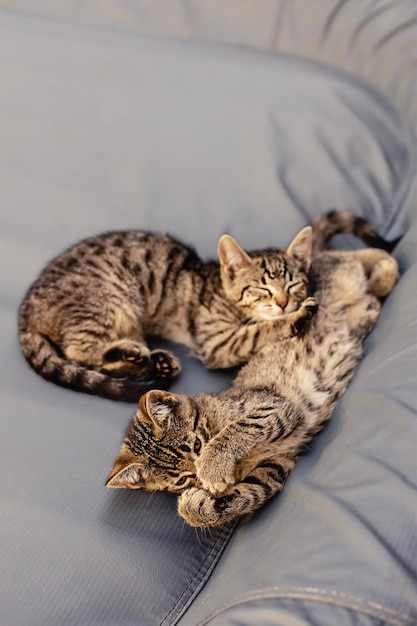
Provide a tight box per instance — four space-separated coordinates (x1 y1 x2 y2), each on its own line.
310 209 401 257
19 329 166 402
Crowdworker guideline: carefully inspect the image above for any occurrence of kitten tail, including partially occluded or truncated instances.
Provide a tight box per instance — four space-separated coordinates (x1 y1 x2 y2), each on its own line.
18 328 164 402
310 209 401 256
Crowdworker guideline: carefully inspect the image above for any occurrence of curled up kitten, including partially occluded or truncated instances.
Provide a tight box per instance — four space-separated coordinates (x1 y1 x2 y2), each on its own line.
106 247 399 526
18 210 398 401
18 227 312 401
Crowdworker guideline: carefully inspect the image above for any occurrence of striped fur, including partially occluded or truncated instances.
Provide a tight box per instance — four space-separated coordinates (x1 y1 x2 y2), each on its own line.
310 209 400 256
19 211 398 401
106 248 399 526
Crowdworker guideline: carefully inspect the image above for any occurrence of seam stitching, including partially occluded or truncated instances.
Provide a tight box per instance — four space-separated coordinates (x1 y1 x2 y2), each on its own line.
160 521 238 626
196 586 417 626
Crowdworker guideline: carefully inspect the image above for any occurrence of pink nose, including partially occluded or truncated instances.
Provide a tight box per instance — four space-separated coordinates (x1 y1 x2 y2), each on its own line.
275 295 288 309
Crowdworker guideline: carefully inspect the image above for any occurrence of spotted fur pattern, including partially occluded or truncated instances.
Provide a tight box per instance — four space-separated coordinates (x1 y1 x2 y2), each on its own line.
106 248 399 526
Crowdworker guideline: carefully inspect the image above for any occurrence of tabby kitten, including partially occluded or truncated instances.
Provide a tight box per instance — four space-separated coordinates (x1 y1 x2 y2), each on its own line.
19 210 396 401
106 247 399 526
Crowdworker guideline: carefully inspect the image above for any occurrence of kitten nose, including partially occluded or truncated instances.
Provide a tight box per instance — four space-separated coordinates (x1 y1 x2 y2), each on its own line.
275 294 288 310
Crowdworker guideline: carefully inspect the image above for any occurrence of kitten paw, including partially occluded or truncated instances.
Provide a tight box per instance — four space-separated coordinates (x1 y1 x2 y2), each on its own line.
195 449 236 495
178 487 231 527
104 340 151 365
368 256 399 297
291 297 318 335
102 340 156 378
178 487 213 527
303 297 319 314
150 350 181 379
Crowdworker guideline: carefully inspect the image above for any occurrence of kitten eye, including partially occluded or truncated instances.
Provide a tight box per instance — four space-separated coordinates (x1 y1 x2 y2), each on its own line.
175 473 196 488
240 285 271 303
193 438 202 454
287 280 302 294
250 287 271 298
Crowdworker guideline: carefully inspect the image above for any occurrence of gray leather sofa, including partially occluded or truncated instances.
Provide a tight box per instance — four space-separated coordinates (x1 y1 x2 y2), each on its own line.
1 2 416 624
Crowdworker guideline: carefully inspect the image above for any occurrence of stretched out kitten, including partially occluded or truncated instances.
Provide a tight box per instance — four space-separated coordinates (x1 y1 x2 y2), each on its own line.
19 210 397 401
106 247 399 526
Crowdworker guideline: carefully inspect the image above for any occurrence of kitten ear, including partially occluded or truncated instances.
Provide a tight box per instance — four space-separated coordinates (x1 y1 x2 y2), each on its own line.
286 226 312 270
105 445 145 488
218 234 252 281
139 389 176 439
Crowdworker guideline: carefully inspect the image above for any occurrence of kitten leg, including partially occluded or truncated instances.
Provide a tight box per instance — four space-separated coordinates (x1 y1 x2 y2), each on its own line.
65 336 152 379
56 297 180 382
289 297 318 335
150 350 181 379
366 254 399 297
200 297 318 369
178 458 293 527
103 339 181 381
65 333 180 382
346 294 381 339
332 249 399 297
195 396 302 495
317 255 383 337
195 445 237 495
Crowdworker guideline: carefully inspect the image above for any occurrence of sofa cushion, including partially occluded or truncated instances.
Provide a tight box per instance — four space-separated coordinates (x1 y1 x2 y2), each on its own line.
1 7 415 626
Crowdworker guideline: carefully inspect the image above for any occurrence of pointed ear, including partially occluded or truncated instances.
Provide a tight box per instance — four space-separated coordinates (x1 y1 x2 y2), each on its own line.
218 234 252 281
138 389 176 439
105 445 145 488
286 226 312 270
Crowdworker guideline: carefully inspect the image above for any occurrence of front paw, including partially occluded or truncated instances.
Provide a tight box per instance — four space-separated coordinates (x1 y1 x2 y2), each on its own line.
303 296 319 315
178 487 213 527
195 448 236 495
178 487 234 527
291 297 318 335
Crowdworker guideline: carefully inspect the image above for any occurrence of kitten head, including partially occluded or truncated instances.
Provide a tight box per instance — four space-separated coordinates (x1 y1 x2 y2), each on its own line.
106 390 201 493
218 226 312 321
